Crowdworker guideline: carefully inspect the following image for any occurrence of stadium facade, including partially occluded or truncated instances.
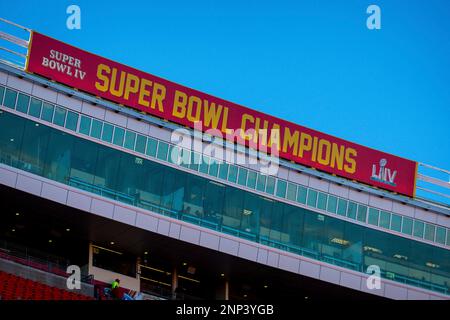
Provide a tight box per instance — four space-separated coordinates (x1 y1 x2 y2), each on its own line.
0 18 449 300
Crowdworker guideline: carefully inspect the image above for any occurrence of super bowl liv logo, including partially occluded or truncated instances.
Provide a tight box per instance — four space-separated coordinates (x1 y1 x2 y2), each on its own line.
371 158 397 186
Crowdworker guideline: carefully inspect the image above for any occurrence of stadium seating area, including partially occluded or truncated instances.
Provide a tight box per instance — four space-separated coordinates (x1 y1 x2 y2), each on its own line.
0 270 94 300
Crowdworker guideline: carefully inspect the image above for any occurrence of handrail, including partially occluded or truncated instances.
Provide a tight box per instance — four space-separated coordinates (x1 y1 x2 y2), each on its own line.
0 17 30 69
0 240 93 284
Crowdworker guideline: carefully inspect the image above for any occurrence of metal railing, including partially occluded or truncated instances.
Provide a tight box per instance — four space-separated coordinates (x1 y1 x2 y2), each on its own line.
0 240 93 284
0 18 30 69
416 163 450 207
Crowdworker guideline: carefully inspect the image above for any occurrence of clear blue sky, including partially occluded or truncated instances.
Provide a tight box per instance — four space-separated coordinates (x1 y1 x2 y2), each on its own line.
2 0 449 169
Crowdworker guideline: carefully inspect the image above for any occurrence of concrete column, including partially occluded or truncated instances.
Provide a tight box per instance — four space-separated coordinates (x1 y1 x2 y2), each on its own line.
171 267 178 298
224 280 229 300
136 257 141 293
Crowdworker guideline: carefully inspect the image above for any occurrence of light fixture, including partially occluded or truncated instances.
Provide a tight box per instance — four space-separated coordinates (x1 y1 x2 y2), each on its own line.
263 285 268 289
363 246 383 254
393 254 408 261
220 273 225 277
182 262 187 266
144 251 148 255
10 138 14 142
304 296 309 300
66 228 71 232
110 241 115 245
330 238 350 246
15 212 20 216
11 228 15 232
35 123 39 127
48 239 53 243
243 209 252 216
426 262 440 269
243 294 247 298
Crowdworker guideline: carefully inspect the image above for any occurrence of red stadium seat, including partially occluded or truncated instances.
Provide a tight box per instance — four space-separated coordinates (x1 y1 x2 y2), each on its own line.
0 270 94 300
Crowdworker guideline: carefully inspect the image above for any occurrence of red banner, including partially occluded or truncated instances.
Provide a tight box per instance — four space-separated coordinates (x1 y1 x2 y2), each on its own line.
26 32 417 197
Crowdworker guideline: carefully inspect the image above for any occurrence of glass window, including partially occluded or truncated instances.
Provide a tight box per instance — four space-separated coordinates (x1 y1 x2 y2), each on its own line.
237 168 248 186
203 180 225 226
0 86 4 104
101 123 114 143
199 156 209 174
228 165 238 183
326 195 337 213
317 192 327 210
53 106 66 127
29 98 42 118
43 129 74 183
296 186 307 204
413 220 425 238
65 111 78 131
124 130 136 150
307 189 318 207
41 103 54 122
16 93 30 113
156 142 169 160
256 174 267 192
302 210 325 255
179 148 190 168
135 134 147 154
90 119 103 139
79 116 91 135
379 211 391 229
276 180 287 198
357 205 367 222
0 111 25 168
168 145 180 164
19 119 50 176
246 171 257 189
337 199 347 216
435 227 446 245
189 152 200 171
390 214 402 232
113 127 125 146
424 224 435 242
222 186 244 230
218 163 229 180
286 183 297 201
4 88 17 108
208 159 219 177
265 176 276 195
447 230 450 246
401 217 413 235
346 202 357 219
146 137 157 157
368 208 379 226
240 192 261 236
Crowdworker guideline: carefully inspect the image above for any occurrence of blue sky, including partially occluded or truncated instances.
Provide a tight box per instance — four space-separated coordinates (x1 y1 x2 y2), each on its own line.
1 0 449 169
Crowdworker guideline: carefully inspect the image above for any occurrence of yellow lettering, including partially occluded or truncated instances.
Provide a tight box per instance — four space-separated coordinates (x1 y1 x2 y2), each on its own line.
330 143 344 170
282 127 299 155
124 73 140 100
317 139 331 165
344 148 357 173
268 124 280 151
187 96 202 122
95 64 110 92
173 90 187 119
298 133 312 158
240 113 254 141
151 83 165 112
138 78 152 107
203 101 223 129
